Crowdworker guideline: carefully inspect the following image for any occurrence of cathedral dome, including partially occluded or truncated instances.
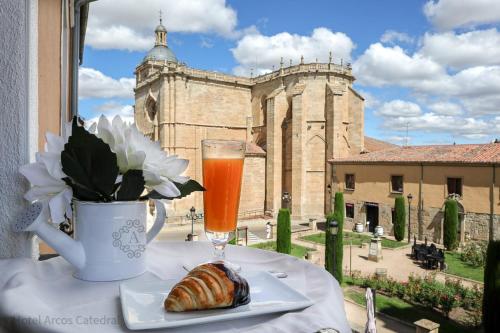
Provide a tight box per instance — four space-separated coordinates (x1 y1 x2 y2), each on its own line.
144 45 177 62
143 16 177 63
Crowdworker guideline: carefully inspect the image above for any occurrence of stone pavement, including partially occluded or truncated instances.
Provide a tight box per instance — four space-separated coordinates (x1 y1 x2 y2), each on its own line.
293 230 480 288
344 299 414 333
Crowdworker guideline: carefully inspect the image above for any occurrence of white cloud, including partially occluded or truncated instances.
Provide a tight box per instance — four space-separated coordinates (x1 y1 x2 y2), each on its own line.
200 36 214 48
386 136 410 145
353 43 445 88
374 99 499 139
420 29 500 70
384 112 494 138
86 0 238 51
461 95 500 115
231 27 355 76
86 26 152 52
353 42 500 113
85 103 135 125
448 66 500 97
79 67 135 99
356 90 380 109
376 100 422 117
380 30 414 44
424 0 500 30
427 101 463 116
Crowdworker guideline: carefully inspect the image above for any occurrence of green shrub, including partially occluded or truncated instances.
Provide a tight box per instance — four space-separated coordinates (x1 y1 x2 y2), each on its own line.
333 191 345 218
393 196 406 241
276 208 291 254
333 192 344 284
443 199 459 250
324 210 344 284
324 212 334 275
439 287 459 317
324 192 345 284
347 272 481 323
483 240 500 332
460 241 487 267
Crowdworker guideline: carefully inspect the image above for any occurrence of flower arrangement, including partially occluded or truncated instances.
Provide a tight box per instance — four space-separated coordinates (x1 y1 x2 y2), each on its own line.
19 115 204 224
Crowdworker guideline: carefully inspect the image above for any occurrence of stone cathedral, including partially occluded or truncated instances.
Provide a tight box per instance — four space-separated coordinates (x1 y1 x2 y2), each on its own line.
134 21 365 220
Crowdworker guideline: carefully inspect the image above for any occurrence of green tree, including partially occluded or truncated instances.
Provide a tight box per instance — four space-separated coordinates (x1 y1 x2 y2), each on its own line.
483 240 500 331
325 192 344 283
393 196 406 241
333 191 345 219
443 199 459 250
276 208 291 254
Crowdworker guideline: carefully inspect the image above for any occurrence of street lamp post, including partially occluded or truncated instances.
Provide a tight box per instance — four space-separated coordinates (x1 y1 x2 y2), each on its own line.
329 219 339 276
282 192 291 210
186 206 203 241
407 193 413 243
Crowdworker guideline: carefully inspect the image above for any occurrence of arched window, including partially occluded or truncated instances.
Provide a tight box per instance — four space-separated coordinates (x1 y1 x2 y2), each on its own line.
260 95 267 126
145 96 157 122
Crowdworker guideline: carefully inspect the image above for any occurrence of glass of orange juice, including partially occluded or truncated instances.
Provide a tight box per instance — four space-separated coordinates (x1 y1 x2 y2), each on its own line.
202 139 245 268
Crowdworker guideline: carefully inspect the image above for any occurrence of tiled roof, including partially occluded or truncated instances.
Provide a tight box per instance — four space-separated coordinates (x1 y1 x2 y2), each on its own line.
245 142 266 156
363 136 398 153
330 143 500 165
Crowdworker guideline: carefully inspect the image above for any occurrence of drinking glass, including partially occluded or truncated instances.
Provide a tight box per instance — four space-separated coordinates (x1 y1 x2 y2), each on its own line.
202 140 245 269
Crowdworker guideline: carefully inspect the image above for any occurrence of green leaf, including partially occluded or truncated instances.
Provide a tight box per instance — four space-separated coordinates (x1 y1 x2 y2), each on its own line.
174 179 206 198
116 169 145 201
61 117 119 201
144 179 205 200
62 177 101 201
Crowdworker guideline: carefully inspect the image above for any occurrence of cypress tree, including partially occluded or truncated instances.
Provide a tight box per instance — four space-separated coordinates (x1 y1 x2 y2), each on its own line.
276 208 291 254
324 212 335 274
443 199 459 250
393 196 406 241
334 192 345 219
324 192 344 283
483 240 500 332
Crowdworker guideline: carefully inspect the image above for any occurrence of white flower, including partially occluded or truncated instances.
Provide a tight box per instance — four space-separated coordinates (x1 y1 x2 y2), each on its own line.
91 115 190 198
90 115 145 174
19 127 73 224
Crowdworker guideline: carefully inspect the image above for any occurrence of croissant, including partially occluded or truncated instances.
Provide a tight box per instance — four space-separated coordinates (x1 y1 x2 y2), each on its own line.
164 262 250 312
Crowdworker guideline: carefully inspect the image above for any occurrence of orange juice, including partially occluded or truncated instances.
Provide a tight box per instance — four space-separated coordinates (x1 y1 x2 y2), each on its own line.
202 158 244 232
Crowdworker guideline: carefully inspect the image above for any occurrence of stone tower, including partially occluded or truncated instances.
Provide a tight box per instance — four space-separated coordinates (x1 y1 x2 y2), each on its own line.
134 22 364 221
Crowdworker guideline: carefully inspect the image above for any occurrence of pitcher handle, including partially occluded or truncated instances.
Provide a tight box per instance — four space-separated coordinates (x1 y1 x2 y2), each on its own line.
146 199 167 244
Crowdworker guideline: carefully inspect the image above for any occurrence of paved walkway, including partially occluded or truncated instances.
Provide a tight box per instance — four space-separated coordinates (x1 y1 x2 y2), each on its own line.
293 231 479 288
344 299 414 333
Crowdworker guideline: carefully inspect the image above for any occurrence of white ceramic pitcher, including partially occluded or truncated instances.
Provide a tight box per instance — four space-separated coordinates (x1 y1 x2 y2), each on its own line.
14 200 166 282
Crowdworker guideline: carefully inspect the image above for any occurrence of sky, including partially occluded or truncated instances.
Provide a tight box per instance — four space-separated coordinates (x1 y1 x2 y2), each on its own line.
79 0 500 145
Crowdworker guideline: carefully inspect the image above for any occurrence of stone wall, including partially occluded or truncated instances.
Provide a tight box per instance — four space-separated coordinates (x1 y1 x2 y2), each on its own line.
239 156 266 215
342 198 498 242
135 60 363 220
465 212 493 241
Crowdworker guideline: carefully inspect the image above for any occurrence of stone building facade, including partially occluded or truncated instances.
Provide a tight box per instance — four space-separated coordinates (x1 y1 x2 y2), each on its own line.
134 23 365 220
329 144 500 242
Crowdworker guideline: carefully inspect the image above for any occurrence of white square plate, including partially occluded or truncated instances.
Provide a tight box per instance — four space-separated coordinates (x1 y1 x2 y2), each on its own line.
119 271 314 330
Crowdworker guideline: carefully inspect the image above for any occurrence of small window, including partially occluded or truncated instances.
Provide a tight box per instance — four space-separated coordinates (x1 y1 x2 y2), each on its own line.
346 203 354 218
391 175 403 193
447 177 462 196
391 208 395 224
345 174 355 190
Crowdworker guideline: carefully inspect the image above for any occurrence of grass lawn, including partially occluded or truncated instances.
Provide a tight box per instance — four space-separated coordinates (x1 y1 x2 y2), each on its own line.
344 289 481 333
300 232 408 249
444 251 484 282
250 241 314 258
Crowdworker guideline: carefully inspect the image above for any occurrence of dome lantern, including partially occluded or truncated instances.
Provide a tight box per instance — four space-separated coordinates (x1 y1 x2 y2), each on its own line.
143 11 178 63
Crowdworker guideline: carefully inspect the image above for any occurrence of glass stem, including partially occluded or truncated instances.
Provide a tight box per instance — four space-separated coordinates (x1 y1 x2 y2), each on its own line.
213 243 226 261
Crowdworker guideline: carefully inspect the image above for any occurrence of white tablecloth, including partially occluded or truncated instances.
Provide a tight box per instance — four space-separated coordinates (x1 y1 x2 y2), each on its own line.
0 241 350 333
